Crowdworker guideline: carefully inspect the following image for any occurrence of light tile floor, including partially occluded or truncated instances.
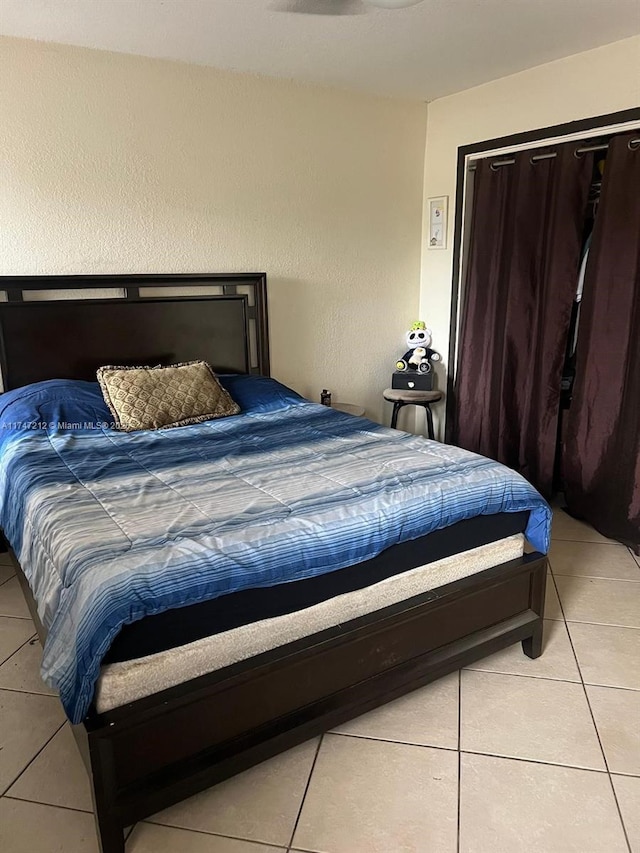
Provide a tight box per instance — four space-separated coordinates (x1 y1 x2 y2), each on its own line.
0 508 638 852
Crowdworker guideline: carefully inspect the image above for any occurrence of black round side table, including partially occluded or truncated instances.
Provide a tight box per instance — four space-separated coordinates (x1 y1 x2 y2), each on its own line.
383 388 443 439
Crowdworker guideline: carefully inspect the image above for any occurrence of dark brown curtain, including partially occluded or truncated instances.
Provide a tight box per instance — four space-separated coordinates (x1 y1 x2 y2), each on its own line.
453 143 592 497
564 133 640 550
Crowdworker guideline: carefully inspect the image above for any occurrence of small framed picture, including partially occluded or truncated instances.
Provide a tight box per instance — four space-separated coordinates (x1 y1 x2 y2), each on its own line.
428 196 448 249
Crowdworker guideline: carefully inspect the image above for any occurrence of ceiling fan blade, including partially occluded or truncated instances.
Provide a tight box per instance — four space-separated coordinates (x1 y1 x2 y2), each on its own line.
272 0 365 15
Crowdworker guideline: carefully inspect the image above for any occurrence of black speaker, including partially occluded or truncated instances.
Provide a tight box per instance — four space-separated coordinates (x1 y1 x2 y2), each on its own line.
391 370 433 391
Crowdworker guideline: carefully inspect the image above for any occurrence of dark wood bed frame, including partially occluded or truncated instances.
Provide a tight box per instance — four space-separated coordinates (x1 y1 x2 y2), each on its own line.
0 275 547 853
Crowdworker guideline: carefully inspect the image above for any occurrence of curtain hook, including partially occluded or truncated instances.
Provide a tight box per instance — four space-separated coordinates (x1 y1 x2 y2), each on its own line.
628 138 640 151
574 148 584 159
490 162 500 171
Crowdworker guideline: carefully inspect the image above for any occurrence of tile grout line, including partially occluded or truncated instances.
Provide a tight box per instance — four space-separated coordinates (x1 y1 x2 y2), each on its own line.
141 817 290 849
551 535 618 545
549 564 640 630
547 610 640 629
463 666 582 686
565 622 640 632
286 734 324 850
458 749 629 775
0 573 17 590
563 618 640 630
456 668 462 853
0 719 66 798
569 684 633 852
555 574 634 853
0 631 38 668
329 729 460 751
553 573 640 583
567 684 633 851
581 683 640 694
0 685 57 698
2 793 92 816
287 842 322 853
328 730 628 775
464 664 640 692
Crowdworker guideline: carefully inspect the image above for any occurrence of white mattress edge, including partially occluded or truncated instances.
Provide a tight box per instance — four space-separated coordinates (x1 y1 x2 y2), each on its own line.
95 533 525 713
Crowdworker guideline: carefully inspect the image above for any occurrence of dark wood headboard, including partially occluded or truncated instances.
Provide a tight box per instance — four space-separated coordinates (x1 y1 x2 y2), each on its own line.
0 274 269 391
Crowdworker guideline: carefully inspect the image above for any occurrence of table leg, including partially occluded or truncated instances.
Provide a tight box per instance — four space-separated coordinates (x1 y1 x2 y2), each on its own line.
424 404 435 440
390 401 403 429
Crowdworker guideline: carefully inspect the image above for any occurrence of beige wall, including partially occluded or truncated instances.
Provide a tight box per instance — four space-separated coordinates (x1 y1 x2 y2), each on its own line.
420 35 640 437
0 36 427 420
3 34 638 430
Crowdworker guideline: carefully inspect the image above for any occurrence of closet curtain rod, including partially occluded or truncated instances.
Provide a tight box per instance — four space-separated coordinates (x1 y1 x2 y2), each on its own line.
468 136 640 171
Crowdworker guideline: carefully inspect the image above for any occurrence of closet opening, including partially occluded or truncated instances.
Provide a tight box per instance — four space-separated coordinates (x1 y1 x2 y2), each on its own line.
446 107 640 549
554 145 607 493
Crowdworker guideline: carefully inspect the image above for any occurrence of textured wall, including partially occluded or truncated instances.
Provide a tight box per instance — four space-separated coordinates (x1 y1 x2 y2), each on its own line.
0 36 427 421
419 35 640 436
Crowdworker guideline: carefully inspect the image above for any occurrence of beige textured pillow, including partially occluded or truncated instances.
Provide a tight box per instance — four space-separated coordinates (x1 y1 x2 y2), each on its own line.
97 361 240 432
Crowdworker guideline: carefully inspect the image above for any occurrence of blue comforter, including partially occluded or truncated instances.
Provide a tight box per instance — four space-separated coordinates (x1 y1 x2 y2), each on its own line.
0 376 550 722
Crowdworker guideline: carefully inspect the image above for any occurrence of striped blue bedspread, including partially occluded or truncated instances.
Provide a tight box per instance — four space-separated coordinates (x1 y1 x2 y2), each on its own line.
0 376 550 723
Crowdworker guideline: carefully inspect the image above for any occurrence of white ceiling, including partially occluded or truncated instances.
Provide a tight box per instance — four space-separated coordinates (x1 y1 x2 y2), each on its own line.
1 0 639 100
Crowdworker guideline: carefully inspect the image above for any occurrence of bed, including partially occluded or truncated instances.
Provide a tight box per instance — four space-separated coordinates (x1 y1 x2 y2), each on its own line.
0 274 550 853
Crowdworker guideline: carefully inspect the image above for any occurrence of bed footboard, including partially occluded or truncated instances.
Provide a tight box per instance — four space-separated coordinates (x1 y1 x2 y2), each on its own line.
73 552 545 853
6 537 546 853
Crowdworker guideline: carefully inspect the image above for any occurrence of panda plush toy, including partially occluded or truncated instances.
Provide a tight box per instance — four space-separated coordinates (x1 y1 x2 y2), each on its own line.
396 321 441 374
